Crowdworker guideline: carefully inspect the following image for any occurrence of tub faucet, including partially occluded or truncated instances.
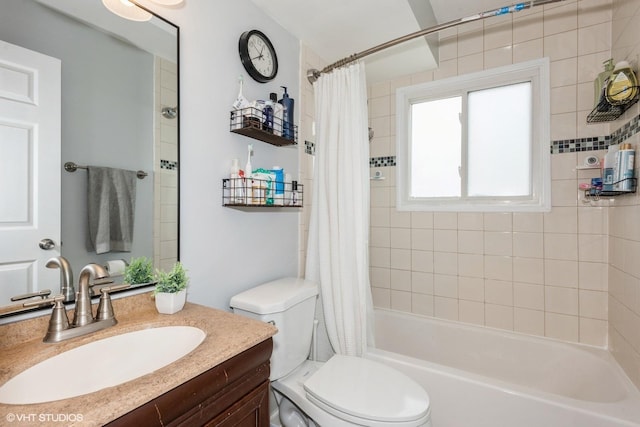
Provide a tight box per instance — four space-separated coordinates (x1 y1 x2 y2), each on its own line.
46 256 74 302
73 263 109 327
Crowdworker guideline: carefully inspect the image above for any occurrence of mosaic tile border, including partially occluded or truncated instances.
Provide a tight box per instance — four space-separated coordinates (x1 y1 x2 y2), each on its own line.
552 112 640 154
161 159 178 171
550 136 610 154
305 140 315 156
370 156 396 167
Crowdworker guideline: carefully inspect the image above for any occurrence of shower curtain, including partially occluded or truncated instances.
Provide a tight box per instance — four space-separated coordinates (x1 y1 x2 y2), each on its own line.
305 61 374 357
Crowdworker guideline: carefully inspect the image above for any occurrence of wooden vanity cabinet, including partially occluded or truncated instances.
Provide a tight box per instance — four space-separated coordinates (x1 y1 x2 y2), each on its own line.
106 338 272 427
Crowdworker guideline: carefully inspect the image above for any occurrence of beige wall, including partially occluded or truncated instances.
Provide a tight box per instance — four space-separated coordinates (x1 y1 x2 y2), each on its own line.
608 0 640 391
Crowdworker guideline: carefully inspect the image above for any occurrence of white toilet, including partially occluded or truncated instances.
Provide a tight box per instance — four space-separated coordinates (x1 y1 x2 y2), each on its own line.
230 277 432 427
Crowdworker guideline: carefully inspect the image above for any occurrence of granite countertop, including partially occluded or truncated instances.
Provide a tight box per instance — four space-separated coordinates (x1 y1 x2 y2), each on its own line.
0 292 276 426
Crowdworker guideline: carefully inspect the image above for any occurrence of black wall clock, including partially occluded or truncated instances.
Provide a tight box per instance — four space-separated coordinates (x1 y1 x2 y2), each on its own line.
238 30 278 83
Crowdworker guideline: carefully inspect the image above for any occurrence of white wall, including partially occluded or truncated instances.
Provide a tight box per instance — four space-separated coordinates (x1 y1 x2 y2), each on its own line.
140 0 301 309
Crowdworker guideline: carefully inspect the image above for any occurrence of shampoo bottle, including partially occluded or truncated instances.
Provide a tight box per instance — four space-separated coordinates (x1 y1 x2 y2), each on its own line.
278 86 295 140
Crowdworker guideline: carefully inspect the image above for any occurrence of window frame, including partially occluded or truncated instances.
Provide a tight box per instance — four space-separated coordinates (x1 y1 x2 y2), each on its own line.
396 58 551 212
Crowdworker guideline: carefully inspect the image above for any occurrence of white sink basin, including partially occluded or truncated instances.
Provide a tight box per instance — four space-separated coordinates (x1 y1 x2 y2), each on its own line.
0 326 206 404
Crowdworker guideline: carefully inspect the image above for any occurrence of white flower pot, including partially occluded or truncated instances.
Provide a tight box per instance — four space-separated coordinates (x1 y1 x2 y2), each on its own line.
155 289 187 314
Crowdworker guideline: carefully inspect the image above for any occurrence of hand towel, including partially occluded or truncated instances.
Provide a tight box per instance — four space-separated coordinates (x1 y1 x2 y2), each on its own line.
86 166 137 254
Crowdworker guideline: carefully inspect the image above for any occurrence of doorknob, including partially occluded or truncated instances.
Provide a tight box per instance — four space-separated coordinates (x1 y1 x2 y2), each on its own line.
39 238 56 250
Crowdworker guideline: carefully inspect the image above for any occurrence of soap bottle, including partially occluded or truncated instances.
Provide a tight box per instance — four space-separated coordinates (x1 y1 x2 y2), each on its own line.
594 59 614 110
606 61 639 105
278 86 295 140
271 93 284 136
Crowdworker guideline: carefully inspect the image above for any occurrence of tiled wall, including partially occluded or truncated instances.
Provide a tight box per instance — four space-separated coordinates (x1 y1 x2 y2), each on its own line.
608 0 640 390
368 0 615 347
298 0 640 388
153 57 179 272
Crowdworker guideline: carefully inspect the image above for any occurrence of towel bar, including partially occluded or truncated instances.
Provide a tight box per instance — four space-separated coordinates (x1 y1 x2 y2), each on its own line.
64 162 147 179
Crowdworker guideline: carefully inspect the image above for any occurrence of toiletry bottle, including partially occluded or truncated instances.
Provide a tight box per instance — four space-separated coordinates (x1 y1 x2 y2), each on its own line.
245 144 253 177
616 143 635 192
229 159 244 204
271 93 284 136
606 61 639 105
603 144 619 192
272 166 284 205
232 75 250 128
263 98 274 133
278 86 295 140
594 59 614 110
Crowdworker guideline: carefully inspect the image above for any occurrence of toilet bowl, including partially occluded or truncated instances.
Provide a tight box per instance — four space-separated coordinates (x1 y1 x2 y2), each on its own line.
230 277 432 427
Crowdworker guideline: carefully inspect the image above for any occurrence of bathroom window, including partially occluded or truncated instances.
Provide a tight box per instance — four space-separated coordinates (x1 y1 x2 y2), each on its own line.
396 58 551 212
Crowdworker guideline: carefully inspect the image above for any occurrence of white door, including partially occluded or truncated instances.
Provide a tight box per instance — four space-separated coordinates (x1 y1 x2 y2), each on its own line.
0 40 61 305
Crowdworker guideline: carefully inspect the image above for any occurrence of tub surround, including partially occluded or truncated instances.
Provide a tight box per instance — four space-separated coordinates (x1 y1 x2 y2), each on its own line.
0 292 276 426
371 308 640 427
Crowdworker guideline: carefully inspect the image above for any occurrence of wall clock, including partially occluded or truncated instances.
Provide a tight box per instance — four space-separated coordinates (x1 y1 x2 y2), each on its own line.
238 30 278 83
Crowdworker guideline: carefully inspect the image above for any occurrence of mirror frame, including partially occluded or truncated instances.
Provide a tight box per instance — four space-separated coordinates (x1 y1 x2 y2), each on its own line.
0 3 180 320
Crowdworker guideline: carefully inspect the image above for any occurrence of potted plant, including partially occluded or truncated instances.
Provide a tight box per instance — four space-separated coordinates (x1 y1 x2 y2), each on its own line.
154 262 188 314
123 257 154 285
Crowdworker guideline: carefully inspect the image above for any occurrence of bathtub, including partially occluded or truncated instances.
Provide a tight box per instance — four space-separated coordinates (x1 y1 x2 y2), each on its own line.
365 309 640 427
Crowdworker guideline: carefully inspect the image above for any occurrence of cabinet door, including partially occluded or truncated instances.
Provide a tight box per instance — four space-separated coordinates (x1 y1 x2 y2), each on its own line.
206 380 270 427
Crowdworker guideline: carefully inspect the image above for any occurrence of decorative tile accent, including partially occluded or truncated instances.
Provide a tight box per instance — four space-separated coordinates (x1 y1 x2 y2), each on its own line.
161 160 178 170
551 113 640 154
305 140 315 156
370 156 396 167
610 114 640 145
550 136 610 154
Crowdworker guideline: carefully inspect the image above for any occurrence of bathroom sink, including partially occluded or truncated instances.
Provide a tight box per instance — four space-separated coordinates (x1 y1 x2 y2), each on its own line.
0 326 206 405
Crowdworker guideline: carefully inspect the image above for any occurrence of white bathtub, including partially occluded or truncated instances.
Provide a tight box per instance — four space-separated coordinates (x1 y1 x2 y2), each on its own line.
365 309 640 427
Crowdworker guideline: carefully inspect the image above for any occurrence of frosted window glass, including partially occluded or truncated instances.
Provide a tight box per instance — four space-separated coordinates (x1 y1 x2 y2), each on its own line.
467 82 532 197
410 97 461 197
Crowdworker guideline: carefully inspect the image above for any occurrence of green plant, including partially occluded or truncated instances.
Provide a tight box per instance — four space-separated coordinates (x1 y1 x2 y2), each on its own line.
123 257 154 285
154 262 188 294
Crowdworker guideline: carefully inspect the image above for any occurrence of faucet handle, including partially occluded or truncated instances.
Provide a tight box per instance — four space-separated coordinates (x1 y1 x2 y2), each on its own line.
24 295 70 340
95 284 130 321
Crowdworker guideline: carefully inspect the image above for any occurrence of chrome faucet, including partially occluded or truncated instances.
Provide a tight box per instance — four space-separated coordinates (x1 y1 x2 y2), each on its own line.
73 263 108 326
23 263 130 343
46 256 74 302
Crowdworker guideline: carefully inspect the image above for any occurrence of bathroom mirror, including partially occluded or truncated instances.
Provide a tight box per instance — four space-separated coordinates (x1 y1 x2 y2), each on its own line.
0 0 179 317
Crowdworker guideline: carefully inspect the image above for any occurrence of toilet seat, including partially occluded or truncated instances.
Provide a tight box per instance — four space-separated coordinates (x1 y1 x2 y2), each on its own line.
303 355 431 425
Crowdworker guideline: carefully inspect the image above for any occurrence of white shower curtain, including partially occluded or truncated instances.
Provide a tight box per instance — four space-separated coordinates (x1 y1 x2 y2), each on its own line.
305 61 374 357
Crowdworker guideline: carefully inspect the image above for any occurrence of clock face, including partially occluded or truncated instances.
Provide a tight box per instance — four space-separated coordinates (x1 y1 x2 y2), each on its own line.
239 30 278 83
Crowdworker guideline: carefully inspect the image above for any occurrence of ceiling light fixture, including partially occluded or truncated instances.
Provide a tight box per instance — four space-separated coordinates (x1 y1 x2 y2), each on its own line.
102 0 184 22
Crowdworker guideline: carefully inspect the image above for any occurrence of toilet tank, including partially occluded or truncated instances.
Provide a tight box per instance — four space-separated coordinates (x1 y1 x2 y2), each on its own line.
230 277 318 381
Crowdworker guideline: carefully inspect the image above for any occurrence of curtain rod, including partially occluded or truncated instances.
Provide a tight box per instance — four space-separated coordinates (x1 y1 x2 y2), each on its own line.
307 0 566 84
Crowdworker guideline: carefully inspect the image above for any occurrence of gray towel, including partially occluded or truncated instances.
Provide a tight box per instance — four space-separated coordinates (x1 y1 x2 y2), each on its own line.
86 166 137 254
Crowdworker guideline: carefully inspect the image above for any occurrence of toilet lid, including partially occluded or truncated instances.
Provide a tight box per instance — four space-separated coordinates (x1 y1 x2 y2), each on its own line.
303 355 430 423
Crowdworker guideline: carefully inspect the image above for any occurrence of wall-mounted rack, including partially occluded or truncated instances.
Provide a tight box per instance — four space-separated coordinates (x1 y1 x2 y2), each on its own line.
587 90 639 123
222 178 303 210
230 107 298 147
583 178 637 200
